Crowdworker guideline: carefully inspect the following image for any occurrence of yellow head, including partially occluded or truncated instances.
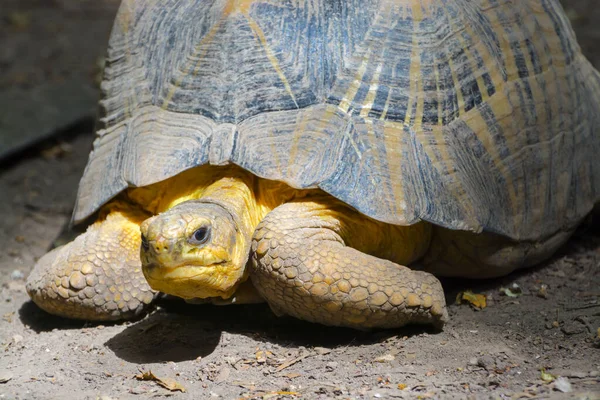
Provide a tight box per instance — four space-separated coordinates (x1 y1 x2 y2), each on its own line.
140 200 250 299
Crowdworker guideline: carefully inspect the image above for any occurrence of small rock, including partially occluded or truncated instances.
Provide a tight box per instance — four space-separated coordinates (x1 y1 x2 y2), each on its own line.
537 284 548 299
10 270 24 280
0 372 12 383
12 334 23 344
374 354 395 363
554 377 572 393
314 347 331 355
468 357 479 366
325 361 339 371
477 355 496 371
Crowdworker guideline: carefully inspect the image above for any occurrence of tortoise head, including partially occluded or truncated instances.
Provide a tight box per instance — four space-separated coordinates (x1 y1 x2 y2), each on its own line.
140 200 249 299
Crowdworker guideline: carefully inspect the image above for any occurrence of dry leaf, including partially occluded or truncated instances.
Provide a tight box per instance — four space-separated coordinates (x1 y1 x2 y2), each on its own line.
255 350 273 363
135 370 186 392
499 288 520 297
397 383 407 390
537 284 548 299
456 290 487 309
540 369 556 383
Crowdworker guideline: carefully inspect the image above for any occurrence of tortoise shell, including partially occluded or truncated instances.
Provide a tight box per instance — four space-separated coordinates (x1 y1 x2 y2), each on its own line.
74 0 600 241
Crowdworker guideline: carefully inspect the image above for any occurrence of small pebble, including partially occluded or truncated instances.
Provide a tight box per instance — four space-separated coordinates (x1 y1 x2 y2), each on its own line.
537 284 548 299
374 354 395 363
477 355 496 371
554 376 572 393
11 270 24 280
326 361 339 370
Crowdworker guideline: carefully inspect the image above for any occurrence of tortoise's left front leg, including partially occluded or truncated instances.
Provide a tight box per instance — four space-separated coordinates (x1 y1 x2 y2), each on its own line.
250 201 447 330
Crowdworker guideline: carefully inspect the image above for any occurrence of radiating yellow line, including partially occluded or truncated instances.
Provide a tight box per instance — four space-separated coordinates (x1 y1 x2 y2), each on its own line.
160 20 223 109
382 120 406 218
441 7 489 103
244 13 298 108
338 52 372 113
403 5 422 126
359 63 383 119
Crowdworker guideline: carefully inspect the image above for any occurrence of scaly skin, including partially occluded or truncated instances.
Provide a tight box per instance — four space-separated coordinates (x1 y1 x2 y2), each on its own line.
26 202 156 320
250 200 448 329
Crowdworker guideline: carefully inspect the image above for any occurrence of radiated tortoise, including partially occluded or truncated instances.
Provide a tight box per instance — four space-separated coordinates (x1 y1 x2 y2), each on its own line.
26 0 600 329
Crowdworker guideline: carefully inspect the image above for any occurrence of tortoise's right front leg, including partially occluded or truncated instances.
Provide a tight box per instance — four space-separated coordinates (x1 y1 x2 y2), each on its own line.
250 201 448 330
26 202 157 321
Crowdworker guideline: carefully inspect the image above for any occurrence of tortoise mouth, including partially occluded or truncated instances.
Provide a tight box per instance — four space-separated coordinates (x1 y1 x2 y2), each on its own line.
142 261 240 299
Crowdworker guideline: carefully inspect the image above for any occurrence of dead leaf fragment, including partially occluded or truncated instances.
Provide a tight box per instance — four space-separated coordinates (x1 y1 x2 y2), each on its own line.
540 369 556 383
456 290 487 309
255 350 273 363
397 383 407 390
135 370 185 392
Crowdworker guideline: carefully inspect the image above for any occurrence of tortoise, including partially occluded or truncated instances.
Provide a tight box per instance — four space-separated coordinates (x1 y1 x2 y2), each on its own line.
26 0 600 330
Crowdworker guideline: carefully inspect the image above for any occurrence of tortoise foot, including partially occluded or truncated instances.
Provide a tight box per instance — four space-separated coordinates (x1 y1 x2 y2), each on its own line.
26 205 156 321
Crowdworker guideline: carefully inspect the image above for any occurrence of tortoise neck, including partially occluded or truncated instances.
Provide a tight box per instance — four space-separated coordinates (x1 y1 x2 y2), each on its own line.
199 172 263 238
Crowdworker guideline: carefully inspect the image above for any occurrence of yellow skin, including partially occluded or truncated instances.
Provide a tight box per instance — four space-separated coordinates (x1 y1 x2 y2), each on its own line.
27 165 570 328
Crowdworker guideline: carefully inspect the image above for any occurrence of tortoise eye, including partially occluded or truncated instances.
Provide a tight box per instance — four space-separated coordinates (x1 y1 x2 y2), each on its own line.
141 234 150 251
189 226 210 245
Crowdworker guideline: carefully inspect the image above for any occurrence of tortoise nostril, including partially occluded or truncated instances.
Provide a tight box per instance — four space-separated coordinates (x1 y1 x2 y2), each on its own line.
150 239 172 254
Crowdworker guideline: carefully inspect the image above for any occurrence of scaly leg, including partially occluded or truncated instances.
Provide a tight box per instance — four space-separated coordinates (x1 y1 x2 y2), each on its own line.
250 201 447 330
26 202 157 320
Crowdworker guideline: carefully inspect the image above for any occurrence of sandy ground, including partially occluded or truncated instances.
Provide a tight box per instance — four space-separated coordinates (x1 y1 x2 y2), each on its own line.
1 1 599 399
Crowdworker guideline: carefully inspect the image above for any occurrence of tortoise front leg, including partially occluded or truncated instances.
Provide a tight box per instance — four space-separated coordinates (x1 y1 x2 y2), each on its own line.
26 202 157 320
250 201 448 330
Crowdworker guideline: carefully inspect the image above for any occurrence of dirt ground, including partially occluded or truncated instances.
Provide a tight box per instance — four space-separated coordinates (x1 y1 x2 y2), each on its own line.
1 1 599 399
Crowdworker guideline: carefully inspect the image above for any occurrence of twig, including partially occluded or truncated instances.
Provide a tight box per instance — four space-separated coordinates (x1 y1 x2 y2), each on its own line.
565 304 600 311
274 351 311 372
